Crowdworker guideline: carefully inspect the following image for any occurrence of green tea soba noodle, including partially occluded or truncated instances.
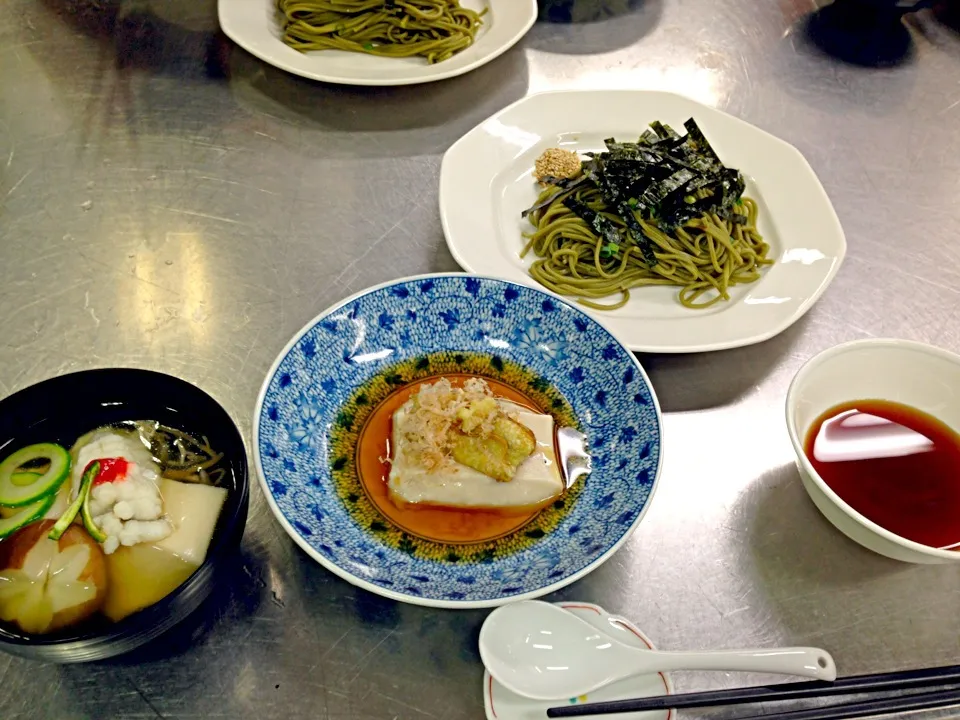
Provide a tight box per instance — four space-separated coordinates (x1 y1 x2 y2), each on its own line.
276 0 486 65
522 187 772 310
521 122 776 311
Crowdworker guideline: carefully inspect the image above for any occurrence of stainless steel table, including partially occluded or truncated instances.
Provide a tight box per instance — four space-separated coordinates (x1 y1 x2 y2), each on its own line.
2 1 960 718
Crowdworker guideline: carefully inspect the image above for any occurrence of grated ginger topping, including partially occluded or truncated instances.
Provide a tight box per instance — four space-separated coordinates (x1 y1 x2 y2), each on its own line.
399 377 508 472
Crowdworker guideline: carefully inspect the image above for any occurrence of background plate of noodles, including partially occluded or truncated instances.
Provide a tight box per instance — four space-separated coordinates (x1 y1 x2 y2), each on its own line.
218 0 536 86
440 90 848 353
254 274 663 608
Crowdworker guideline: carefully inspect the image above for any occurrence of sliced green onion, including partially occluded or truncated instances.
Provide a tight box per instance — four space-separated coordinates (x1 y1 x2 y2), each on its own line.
49 461 99 541
600 242 620 258
81 486 107 543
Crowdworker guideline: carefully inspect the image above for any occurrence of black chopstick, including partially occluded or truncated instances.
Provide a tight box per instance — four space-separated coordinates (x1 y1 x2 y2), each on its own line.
732 686 960 720
545 664 960 717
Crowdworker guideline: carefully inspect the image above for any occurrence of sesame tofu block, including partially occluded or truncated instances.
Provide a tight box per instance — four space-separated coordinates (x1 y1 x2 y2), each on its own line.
388 400 563 511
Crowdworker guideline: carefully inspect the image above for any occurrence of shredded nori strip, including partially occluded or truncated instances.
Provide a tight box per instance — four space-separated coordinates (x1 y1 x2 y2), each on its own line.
586 164 658 265
522 118 747 267
563 197 624 252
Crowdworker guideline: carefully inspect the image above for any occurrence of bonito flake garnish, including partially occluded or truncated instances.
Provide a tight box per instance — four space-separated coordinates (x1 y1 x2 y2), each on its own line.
398 378 537 482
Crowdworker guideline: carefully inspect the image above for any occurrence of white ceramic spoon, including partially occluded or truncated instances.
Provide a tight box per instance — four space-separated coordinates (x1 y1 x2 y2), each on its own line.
479 601 837 701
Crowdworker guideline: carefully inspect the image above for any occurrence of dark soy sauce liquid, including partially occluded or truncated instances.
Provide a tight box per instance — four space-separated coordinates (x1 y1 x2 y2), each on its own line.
804 399 960 549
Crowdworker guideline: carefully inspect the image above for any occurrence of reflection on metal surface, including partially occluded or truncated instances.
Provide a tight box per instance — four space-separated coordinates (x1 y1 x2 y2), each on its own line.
528 62 721 107
133 232 210 345
267 561 285 606
233 659 258 703
2 0 960 718
174 231 210 344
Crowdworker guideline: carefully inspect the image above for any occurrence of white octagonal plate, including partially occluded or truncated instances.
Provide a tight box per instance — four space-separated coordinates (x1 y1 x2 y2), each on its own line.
218 0 537 86
439 90 847 353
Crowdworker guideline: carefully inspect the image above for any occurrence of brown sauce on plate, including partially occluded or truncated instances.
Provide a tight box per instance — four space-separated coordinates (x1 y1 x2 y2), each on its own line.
356 375 553 545
804 399 960 549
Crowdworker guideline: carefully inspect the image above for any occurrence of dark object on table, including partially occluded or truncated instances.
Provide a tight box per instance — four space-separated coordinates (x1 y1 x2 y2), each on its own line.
547 662 960 717
0 369 249 663
933 0 960 29
537 0 644 23
804 0 933 66
732 687 960 720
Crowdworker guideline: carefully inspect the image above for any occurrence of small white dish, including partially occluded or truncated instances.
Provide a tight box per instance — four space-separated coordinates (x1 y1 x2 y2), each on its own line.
439 90 847 353
483 602 673 720
218 0 537 86
786 338 960 563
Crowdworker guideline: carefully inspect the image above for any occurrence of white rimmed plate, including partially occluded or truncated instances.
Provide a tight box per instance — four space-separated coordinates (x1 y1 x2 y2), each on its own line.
218 0 537 86
439 90 847 353
483 601 673 720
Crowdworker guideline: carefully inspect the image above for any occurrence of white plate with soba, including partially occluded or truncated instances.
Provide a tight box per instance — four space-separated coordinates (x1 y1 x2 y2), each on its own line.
439 90 848 354
218 0 537 86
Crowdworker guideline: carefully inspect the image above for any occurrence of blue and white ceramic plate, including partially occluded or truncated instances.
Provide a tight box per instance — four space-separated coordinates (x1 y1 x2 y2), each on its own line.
254 274 663 608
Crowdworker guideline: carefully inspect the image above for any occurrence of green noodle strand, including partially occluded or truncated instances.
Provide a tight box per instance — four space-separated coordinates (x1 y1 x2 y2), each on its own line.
521 187 774 310
276 0 486 65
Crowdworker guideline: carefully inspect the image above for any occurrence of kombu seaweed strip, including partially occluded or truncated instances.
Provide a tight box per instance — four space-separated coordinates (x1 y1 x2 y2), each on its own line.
520 171 593 219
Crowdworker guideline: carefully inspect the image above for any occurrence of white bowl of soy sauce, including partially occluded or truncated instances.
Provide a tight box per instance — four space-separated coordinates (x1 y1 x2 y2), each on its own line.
786 339 960 564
